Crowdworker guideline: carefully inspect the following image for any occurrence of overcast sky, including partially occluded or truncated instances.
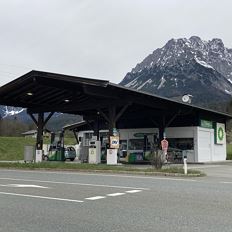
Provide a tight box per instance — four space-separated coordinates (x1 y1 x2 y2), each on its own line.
0 0 232 86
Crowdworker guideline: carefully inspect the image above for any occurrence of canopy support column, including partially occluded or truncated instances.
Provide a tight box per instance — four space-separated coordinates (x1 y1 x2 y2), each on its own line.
36 112 44 150
27 111 54 149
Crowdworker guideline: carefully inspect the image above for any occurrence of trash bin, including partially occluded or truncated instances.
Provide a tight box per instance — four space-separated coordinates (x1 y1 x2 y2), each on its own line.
24 145 35 163
56 149 65 161
128 152 143 163
128 153 136 163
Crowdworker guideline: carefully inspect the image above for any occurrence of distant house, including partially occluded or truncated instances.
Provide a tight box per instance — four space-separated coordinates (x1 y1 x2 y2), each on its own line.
22 129 51 138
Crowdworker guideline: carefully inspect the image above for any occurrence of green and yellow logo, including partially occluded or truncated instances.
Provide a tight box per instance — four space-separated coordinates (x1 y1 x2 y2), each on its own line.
217 127 224 141
216 123 225 144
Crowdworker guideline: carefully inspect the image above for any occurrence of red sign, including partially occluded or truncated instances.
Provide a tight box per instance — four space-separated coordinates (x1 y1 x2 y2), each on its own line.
161 139 168 154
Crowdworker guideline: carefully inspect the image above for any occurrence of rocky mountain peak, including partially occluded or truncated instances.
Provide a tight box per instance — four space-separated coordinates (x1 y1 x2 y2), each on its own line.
120 36 232 109
128 36 232 81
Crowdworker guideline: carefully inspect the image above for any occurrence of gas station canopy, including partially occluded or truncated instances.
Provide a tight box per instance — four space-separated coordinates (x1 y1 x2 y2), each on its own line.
0 70 231 130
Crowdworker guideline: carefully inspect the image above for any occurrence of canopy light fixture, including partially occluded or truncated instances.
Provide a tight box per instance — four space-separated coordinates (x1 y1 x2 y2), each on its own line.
27 92 33 96
64 99 70 103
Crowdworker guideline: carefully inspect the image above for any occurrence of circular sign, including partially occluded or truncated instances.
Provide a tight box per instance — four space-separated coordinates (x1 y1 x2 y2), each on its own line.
182 95 190 103
218 127 224 141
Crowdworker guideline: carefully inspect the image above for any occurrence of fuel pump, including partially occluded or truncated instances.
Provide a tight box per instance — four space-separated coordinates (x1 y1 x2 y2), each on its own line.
47 131 65 161
88 137 101 164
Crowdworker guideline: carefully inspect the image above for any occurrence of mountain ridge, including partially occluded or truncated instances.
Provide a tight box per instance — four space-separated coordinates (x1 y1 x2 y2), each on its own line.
120 36 232 109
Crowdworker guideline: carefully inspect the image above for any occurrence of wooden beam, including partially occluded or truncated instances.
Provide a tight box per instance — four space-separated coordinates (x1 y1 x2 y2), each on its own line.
73 131 79 144
98 109 110 123
115 103 131 122
28 99 128 114
165 110 181 128
43 112 54 126
83 85 118 99
27 111 38 125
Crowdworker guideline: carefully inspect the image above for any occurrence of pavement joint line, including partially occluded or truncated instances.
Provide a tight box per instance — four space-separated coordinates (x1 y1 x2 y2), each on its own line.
0 191 84 203
85 196 106 200
0 177 149 190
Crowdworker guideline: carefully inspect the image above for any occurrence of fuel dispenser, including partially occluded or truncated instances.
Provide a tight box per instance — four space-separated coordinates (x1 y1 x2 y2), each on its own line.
47 131 65 161
88 138 101 164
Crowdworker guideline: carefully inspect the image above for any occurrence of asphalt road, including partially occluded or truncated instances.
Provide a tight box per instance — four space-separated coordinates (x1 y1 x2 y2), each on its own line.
1 165 232 232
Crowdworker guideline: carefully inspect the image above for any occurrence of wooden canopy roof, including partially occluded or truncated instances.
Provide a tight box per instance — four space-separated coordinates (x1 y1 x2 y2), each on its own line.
0 70 231 129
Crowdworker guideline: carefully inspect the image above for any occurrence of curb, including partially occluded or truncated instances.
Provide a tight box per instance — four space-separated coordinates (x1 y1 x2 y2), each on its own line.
0 167 204 177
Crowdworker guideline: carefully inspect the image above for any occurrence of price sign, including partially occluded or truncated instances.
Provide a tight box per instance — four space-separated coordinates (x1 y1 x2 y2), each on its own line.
110 136 120 149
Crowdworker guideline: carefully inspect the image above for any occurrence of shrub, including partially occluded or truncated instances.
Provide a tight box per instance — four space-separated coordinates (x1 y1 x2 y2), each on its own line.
150 148 166 169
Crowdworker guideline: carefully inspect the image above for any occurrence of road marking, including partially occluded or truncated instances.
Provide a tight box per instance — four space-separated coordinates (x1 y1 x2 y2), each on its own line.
220 181 232 184
85 196 106 201
0 184 49 188
107 192 126 197
0 177 148 190
0 191 83 203
126 190 142 193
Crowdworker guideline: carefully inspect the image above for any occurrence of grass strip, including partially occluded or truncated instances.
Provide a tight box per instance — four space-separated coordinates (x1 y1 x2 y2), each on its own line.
0 162 205 176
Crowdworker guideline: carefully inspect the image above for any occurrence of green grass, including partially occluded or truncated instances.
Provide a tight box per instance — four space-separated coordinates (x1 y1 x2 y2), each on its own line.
227 144 232 160
0 136 204 176
0 137 35 160
0 136 76 161
0 162 204 176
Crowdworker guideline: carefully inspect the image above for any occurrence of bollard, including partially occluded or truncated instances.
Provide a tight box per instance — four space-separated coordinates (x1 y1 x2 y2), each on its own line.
183 155 187 175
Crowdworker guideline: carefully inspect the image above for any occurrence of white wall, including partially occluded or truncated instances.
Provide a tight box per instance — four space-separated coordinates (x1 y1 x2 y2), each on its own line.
196 127 214 162
196 126 226 162
165 127 195 138
213 144 226 161
167 126 226 162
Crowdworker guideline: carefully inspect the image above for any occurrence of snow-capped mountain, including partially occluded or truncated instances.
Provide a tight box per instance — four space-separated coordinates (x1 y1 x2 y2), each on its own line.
0 105 26 119
0 104 82 131
120 36 232 107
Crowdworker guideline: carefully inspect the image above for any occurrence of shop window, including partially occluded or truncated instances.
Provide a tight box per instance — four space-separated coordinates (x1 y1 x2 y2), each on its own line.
128 139 144 150
168 138 194 150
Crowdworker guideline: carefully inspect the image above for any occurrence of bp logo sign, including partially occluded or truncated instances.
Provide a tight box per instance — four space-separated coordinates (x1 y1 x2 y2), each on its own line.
216 123 225 144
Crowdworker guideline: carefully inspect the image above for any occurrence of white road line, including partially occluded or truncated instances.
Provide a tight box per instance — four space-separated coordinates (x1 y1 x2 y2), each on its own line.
0 191 83 203
107 193 126 197
0 184 49 188
0 177 148 190
220 181 232 184
126 190 142 193
85 196 106 201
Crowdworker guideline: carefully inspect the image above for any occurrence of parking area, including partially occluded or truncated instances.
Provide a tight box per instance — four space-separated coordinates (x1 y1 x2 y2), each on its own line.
188 161 232 180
